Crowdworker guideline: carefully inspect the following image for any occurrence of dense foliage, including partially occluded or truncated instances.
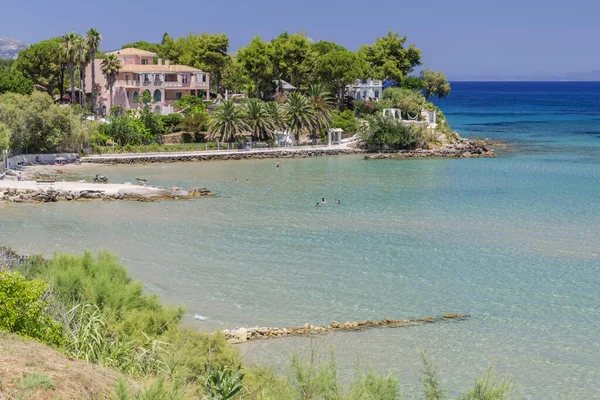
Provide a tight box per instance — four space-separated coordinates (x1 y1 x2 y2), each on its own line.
0 92 96 153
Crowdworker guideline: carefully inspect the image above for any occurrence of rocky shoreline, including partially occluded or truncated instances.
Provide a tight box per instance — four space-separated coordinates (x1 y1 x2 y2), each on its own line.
0 184 211 204
81 148 365 165
364 138 496 160
221 313 467 344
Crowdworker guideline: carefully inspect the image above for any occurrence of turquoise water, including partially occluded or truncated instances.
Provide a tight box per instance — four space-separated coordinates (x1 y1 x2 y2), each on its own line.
1 82 599 398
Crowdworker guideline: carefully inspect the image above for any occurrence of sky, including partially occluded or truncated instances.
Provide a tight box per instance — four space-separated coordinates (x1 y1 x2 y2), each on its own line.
2 0 600 80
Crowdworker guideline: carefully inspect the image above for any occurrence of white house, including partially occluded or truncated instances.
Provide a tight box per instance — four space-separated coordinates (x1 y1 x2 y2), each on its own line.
346 78 383 101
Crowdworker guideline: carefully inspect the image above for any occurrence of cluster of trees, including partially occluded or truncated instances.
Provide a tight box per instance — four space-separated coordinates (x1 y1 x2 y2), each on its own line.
120 31 449 105
0 92 96 153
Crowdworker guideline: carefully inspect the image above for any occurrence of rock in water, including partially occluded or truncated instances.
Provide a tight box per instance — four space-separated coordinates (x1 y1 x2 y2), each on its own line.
234 328 248 342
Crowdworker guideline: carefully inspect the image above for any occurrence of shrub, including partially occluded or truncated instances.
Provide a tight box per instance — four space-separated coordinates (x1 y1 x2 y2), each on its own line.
25 251 184 341
332 109 359 134
0 270 62 345
364 115 433 150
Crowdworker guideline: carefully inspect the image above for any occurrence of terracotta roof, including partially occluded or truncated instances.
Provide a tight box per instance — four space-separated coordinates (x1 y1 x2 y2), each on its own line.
107 47 157 57
120 64 204 73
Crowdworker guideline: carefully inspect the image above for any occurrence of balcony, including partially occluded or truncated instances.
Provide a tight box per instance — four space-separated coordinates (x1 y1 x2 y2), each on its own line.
192 81 209 88
115 81 141 88
164 82 183 88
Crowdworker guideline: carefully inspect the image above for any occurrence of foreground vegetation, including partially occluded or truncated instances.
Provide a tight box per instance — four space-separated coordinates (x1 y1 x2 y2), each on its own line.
0 247 512 399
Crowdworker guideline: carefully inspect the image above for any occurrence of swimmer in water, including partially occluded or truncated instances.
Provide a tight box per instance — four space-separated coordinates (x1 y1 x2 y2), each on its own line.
334 199 340 204
276 160 280 167
246 179 249 183
316 202 321 207
321 197 327 205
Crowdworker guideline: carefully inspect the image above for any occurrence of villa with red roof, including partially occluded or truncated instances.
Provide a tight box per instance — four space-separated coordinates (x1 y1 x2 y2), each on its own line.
86 48 210 115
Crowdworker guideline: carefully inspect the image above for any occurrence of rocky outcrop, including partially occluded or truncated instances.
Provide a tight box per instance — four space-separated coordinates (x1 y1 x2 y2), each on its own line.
81 148 365 165
0 186 211 204
364 138 496 160
221 313 467 344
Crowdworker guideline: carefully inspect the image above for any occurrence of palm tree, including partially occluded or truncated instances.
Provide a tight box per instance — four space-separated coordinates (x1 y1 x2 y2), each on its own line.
61 32 81 104
264 101 284 131
100 54 122 115
244 99 275 140
283 92 317 143
306 84 334 144
86 29 102 116
207 100 249 142
76 36 91 108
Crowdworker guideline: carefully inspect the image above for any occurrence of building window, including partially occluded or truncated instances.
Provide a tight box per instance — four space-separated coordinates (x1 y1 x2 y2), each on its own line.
132 91 139 103
374 89 379 98
181 75 188 84
202 74 207 82
175 92 182 100
141 59 148 65
154 74 161 83
361 79 367 84
124 74 130 82
153 89 162 103
363 91 367 99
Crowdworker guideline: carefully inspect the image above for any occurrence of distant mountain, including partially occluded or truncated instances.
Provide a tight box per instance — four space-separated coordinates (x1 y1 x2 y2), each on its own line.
0 37 28 59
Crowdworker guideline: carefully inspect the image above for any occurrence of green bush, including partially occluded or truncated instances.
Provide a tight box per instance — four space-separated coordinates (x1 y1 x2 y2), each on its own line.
332 109 359 134
364 115 433 150
0 270 62 345
25 251 184 341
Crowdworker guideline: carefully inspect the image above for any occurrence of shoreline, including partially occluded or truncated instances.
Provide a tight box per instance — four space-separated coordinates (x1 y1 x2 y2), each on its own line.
0 180 211 203
78 138 496 165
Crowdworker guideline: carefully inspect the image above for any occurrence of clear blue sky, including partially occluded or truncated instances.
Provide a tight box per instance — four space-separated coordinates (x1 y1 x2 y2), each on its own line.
3 0 600 80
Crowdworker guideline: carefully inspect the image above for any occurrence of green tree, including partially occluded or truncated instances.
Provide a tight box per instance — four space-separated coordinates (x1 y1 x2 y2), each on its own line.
0 121 10 153
420 69 451 99
176 33 229 95
358 31 422 84
221 56 252 94
61 32 82 104
237 36 273 98
75 36 91 108
0 60 33 95
264 101 284 131
86 29 102 115
332 109 359 134
244 99 275 140
271 32 315 91
283 92 317 142
12 38 65 97
312 40 345 56
314 48 368 107
207 100 249 142
99 115 151 146
0 92 92 152
100 54 121 114
121 40 161 54
0 270 62 346
306 84 334 143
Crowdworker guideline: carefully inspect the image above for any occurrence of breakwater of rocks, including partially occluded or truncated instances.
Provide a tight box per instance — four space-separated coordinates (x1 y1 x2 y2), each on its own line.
81 148 365 165
364 138 496 160
0 185 211 203
221 313 467 344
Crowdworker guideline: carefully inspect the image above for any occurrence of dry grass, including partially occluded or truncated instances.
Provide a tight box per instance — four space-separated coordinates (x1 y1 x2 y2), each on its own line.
0 332 136 400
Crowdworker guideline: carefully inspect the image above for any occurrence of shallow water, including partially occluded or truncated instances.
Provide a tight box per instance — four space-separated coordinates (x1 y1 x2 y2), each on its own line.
1 82 599 398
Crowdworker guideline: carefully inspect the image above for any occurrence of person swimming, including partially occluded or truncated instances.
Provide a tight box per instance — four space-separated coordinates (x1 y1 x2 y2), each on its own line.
276 160 280 167
321 197 327 205
334 199 341 204
315 202 321 207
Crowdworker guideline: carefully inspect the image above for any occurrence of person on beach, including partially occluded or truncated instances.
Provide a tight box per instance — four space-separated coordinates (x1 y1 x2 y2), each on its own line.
17 173 21 181
321 197 327 205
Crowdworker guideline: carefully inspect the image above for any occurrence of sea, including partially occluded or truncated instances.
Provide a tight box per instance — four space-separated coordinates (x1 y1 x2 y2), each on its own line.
0 82 598 399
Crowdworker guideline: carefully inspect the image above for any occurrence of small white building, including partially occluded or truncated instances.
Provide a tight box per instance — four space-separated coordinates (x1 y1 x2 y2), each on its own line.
347 78 383 101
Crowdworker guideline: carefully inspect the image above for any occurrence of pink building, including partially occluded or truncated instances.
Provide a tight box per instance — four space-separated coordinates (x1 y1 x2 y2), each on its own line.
86 48 210 115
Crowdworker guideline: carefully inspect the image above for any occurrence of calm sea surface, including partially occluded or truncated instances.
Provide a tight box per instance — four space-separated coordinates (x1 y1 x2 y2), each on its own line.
1 82 598 398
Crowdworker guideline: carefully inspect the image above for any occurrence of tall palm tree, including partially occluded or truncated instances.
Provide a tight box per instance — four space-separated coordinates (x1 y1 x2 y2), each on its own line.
207 100 249 142
61 32 81 104
245 99 275 140
100 54 122 115
76 36 91 108
264 101 284 131
306 84 334 144
283 92 316 143
86 29 102 116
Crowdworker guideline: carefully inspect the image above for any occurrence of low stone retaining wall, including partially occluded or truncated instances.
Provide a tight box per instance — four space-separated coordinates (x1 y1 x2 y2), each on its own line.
364 139 495 160
0 186 211 203
222 313 467 343
81 148 365 164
